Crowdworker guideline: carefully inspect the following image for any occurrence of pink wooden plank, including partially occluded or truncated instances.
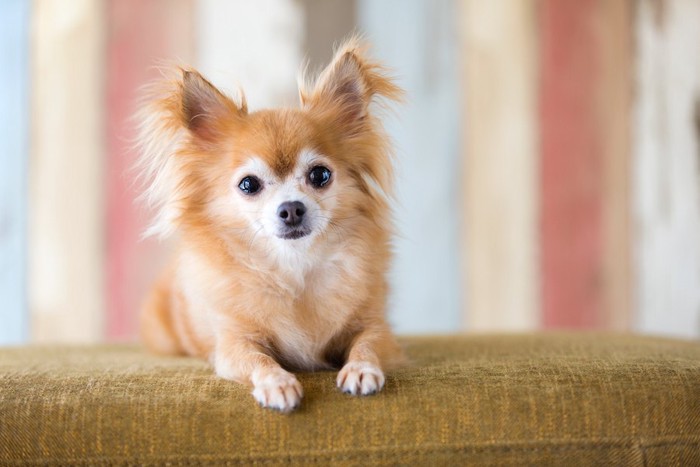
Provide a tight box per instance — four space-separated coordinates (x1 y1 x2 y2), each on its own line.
105 0 193 340
539 0 604 328
539 0 632 330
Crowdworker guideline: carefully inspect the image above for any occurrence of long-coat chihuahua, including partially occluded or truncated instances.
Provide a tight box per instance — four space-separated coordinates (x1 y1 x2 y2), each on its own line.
138 39 404 412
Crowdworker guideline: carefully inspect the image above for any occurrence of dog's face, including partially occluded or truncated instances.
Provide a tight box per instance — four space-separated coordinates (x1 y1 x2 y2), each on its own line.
202 108 348 249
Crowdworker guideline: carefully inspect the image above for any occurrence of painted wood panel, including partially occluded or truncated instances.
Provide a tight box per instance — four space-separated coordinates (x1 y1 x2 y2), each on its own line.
634 0 700 338
302 0 356 74
599 1 633 331
539 0 632 329
462 0 539 331
359 0 462 333
195 0 304 110
105 0 194 340
539 0 603 328
0 0 30 345
29 0 104 343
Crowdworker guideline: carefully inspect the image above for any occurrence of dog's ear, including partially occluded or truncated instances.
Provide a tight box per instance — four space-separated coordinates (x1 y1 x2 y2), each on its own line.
181 70 246 141
303 52 367 126
301 39 402 133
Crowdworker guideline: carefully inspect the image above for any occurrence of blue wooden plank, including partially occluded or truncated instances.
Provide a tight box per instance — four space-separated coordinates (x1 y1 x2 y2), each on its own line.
0 0 30 345
359 0 463 333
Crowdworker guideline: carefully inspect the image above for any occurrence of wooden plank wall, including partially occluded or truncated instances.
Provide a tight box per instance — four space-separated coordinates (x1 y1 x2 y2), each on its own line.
8 0 700 341
0 0 30 345
29 0 105 343
463 0 633 331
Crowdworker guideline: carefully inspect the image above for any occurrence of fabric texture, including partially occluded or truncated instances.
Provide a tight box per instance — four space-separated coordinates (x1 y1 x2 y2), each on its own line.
1 333 699 466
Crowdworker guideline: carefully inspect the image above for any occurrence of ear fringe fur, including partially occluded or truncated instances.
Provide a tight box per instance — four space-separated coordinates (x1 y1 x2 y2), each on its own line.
134 69 188 239
135 66 246 239
298 35 404 108
134 68 194 238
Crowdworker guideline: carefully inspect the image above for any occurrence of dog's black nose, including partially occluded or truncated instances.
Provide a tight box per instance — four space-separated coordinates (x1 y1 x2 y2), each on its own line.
277 201 306 227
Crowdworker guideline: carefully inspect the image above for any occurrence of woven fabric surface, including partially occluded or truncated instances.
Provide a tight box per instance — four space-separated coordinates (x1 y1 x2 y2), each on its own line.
1 333 699 466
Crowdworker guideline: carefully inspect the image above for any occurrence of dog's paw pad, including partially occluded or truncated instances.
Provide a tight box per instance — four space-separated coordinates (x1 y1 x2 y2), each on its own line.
251 369 303 413
337 361 385 396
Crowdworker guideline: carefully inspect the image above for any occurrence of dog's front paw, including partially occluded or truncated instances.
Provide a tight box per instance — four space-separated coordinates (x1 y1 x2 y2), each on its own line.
337 361 385 396
251 368 303 413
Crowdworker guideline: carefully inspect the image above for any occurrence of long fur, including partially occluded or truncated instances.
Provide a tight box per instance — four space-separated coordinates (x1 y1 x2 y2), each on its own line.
137 38 404 412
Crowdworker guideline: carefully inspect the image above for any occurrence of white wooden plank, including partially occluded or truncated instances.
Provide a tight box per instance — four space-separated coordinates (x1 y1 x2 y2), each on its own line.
462 0 539 330
196 0 304 110
29 0 105 342
633 0 700 338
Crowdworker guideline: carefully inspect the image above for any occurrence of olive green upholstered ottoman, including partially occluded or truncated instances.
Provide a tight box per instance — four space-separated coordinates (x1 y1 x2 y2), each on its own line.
1 334 699 466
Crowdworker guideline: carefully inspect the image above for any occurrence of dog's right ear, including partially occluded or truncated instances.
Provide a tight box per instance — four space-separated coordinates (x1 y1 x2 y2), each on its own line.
300 38 402 138
181 70 247 141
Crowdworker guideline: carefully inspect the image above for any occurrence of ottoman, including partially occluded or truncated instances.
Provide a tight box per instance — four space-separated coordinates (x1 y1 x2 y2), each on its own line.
1 333 699 465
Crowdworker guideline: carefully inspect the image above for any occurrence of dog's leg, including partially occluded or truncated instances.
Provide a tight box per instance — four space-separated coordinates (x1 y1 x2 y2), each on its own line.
214 335 303 413
336 325 403 396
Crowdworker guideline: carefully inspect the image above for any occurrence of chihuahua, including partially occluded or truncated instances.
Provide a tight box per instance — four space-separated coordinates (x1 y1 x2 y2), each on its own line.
137 38 404 412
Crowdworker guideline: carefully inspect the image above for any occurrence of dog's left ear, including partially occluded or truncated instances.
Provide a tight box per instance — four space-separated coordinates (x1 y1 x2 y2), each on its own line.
301 40 401 132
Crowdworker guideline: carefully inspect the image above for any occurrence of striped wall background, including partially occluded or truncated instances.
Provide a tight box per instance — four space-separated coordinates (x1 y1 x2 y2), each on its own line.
1 0 699 344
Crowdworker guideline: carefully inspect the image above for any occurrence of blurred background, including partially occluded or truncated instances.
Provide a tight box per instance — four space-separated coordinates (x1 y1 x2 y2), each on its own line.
1 0 699 345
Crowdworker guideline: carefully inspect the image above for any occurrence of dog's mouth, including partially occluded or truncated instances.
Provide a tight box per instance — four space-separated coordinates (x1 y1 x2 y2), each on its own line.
277 228 311 240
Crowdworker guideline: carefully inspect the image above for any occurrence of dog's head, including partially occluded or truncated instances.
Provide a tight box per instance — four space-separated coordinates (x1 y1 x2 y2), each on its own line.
138 39 401 260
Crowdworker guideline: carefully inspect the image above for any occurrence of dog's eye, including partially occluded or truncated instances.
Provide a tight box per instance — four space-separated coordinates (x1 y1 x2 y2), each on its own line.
308 166 332 188
238 176 262 195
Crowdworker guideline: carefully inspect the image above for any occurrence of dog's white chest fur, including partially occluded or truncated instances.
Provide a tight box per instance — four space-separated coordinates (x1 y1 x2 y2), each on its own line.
261 246 362 369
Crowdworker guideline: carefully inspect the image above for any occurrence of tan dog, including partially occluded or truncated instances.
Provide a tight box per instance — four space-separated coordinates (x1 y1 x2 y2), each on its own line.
137 39 404 412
